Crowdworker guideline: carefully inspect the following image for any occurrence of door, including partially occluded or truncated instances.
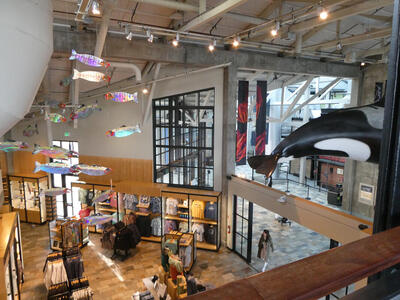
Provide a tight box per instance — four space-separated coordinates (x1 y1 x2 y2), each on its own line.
51 141 79 218
233 195 253 263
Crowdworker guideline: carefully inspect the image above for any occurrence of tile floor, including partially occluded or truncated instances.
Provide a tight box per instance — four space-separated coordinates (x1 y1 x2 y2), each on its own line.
20 223 257 300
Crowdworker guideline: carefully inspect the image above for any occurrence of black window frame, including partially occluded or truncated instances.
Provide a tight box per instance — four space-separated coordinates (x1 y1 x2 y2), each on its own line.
153 88 215 190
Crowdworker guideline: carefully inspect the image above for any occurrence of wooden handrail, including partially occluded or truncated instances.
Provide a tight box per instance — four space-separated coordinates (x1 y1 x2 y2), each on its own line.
186 226 400 300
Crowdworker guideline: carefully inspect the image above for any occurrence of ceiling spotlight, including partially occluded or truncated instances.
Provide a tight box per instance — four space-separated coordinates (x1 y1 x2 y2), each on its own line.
361 62 366 67
142 88 149 94
336 41 343 50
208 40 216 52
319 9 328 20
271 21 280 37
172 33 180 47
91 1 101 15
146 30 154 43
232 37 240 48
126 32 133 41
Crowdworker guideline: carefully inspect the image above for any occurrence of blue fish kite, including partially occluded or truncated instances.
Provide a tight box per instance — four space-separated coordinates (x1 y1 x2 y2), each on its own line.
34 161 75 175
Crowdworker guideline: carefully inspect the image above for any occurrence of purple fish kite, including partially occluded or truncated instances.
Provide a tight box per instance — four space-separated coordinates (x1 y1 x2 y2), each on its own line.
69 49 110 68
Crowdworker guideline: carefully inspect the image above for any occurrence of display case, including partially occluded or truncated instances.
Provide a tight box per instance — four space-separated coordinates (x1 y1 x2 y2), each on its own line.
0 212 24 300
71 181 118 233
48 218 89 251
116 180 165 243
161 187 221 251
8 173 48 224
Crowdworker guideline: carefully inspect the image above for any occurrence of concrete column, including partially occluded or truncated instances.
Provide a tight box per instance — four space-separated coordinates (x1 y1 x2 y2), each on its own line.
342 76 362 213
299 94 311 184
221 64 237 246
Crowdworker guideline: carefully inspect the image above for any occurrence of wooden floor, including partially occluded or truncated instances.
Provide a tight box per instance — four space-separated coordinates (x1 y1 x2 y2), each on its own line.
20 223 257 299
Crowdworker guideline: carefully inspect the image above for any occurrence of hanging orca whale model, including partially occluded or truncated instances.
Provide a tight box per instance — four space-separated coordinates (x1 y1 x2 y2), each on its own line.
248 102 384 177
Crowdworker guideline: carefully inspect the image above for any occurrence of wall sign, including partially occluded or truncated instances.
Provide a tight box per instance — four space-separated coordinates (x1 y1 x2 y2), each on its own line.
337 168 343 175
359 183 375 206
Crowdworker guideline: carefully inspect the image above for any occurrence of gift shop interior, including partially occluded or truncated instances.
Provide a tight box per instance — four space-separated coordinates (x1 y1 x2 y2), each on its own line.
1 0 400 299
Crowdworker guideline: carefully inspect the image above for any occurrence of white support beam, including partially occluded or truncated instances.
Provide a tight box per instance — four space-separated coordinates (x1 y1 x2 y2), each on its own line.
303 27 392 51
134 0 198 12
290 0 394 33
179 0 249 32
142 63 161 125
282 77 313 121
284 78 342 120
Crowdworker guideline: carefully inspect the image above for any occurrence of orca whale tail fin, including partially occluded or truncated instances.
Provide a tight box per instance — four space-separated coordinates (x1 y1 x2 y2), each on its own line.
248 154 280 178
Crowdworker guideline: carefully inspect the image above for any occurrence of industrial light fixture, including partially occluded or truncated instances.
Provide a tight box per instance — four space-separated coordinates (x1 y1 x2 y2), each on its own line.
91 1 101 15
336 41 343 50
142 87 149 94
146 30 154 43
126 32 133 41
361 62 366 67
208 39 216 52
319 9 328 20
232 36 240 48
172 33 180 47
271 21 280 37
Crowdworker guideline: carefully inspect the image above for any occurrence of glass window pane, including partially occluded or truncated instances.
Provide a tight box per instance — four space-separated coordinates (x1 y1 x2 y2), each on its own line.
62 141 69 149
235 234 242 253
241 238 248 258
237 197 243 216
236 217 243 235
200 90 215 106
53 175 62 187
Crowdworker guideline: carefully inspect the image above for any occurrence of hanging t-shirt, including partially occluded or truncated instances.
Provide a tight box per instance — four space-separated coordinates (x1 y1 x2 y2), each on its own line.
150 197 162 214
123 194 138 210
151 217 162 236
204 224 217 245
191 223 205 242
191 200 205 219
166 198 179 215
164 220 177 233
204 202 217 220
178 222 188 233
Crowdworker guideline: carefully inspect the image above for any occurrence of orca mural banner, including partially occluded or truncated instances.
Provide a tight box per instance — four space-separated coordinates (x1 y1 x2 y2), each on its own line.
236 80 249 165
255 80 267 155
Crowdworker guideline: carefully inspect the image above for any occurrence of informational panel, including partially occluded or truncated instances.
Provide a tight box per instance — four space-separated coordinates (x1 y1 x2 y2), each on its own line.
359 183 375 206
236 81 249 165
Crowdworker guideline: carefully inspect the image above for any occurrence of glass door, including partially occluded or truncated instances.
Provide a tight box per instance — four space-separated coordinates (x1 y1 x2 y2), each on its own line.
233 195 253 263
51 141 79 218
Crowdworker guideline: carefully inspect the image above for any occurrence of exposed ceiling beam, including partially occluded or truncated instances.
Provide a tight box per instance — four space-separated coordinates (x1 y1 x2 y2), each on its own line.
282 76 313 121
226 12 268 25
289 0 394 33
133 0 198 12
303 27 392 50
359 13 393 22
53 29 361 78
179 0 249 31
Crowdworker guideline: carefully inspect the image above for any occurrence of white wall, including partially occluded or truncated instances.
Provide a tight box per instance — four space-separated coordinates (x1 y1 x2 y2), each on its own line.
9 68 224 190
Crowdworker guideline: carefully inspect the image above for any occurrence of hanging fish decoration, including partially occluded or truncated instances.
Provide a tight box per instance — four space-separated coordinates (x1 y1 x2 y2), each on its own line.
106 124 141 137
83 215 113 226
39 187 70 197
105 92 138 103
34 161 76 175
71 164 112 176
70 103 102 120
23 124 39 137
69 49 110 68
45 112 67 123
72 69 111 83
32 144 79 160
92 190 114 203
60 76 73 87
0 141 29 152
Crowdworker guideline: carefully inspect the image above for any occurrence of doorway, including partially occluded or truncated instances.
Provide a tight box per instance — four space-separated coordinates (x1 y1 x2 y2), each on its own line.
232 195 253 263
51 141 79 218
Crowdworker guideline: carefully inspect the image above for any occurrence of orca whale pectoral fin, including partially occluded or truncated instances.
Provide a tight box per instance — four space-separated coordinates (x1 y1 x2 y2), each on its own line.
248 154 279 178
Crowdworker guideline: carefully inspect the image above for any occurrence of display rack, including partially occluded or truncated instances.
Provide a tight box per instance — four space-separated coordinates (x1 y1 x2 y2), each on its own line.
8 173 48 224
161 187 221 251
48 218 89 251
116 180 165 243
162 231 196 272
71 181 118 233
0 212 24 300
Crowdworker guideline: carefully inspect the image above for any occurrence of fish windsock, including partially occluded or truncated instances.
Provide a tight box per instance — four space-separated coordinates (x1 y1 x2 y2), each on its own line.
105 130 114 137
248 153 280 178
72 69 80 80
104 75 111 83
34 161 41 173
69 49 77 60
105 93 112 100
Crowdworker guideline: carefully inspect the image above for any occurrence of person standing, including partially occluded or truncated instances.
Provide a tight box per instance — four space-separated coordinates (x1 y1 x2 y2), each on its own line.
257 229 274 272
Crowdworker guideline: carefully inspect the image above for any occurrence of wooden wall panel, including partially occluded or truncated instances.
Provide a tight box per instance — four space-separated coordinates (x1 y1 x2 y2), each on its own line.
13 151 47 176
0 152 8 175
78 155 153 183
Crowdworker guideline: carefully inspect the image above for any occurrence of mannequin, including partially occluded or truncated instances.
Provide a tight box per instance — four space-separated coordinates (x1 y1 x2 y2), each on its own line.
257 229 274 272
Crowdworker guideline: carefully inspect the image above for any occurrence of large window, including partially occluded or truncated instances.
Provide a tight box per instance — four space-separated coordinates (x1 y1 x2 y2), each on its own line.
153 88 215 189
